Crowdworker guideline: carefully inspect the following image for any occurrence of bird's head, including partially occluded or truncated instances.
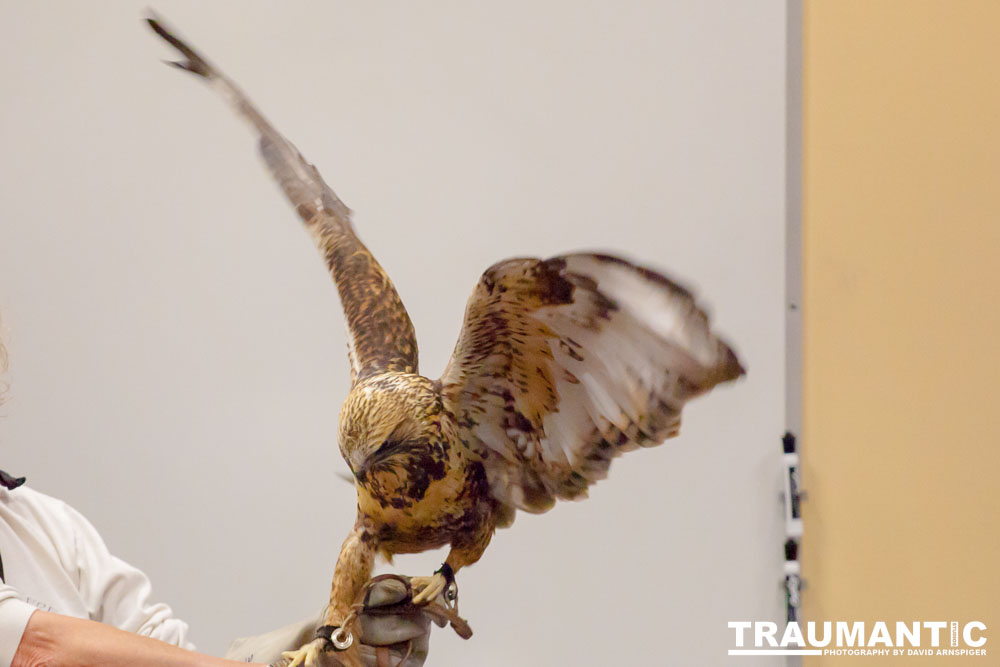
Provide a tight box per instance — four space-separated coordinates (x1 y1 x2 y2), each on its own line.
338 372 444 482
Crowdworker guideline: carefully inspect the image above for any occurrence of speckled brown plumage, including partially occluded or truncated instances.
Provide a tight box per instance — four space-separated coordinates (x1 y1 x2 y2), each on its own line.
150 17 745 667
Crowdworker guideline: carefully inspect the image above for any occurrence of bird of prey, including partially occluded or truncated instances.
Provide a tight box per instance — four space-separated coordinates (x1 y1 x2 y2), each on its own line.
149 17 744 667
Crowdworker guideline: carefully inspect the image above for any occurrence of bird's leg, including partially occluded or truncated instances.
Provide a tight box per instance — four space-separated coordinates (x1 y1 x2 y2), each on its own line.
281 521 376 667
412 522 493 605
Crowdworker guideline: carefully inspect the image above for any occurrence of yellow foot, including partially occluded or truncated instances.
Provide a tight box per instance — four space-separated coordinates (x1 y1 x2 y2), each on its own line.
281 637 326 667
411 571 449 605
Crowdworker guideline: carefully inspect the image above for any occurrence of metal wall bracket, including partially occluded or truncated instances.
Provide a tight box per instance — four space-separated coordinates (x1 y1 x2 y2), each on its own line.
782 431 804 624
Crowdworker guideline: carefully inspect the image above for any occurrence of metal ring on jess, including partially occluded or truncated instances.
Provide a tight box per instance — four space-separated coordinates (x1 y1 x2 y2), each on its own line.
316 624 353 651
331 626 354 650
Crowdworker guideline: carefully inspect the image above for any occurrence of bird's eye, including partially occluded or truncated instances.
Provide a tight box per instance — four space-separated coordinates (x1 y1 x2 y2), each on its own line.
373 439 396 456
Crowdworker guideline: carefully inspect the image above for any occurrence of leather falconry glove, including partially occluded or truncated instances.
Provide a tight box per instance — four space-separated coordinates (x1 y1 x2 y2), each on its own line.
225 575 471 667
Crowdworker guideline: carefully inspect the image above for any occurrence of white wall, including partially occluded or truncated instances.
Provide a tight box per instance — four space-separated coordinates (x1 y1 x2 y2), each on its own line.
0 2 787 665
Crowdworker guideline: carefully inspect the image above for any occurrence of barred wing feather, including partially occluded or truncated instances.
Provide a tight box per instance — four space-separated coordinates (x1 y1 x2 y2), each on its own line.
439 254 744 514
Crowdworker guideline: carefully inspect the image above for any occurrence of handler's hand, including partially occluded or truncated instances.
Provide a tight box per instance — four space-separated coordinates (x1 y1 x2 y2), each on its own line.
225 577 441 667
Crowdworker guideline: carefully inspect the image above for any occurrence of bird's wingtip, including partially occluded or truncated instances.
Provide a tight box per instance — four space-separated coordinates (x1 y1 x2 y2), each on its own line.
144 11 214 78
144 7 163 26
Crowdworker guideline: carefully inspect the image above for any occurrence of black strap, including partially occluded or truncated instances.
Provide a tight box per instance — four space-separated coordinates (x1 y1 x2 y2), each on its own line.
0 470 25 491
435 562 455 588
0 469 24 583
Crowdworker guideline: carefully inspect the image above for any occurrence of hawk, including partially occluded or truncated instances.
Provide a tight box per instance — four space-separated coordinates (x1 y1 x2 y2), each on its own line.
149 17 744 667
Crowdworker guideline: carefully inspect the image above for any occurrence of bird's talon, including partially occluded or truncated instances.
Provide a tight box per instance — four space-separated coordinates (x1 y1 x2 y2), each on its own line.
281 637 326 667
411 572 449 605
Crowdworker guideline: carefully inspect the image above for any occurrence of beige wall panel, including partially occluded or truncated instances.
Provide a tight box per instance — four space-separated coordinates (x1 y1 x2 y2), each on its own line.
803 1 1000 664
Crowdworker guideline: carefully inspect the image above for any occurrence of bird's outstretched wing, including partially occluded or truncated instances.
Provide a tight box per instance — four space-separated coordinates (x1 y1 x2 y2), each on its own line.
147 16 418 384
439 254 744 513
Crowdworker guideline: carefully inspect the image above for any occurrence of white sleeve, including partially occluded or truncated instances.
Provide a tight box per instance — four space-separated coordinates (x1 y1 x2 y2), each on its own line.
0 584 37 667
60 504 196 651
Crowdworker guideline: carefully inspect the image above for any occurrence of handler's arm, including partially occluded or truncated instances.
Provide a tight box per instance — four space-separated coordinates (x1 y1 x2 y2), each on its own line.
13 610 270 667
